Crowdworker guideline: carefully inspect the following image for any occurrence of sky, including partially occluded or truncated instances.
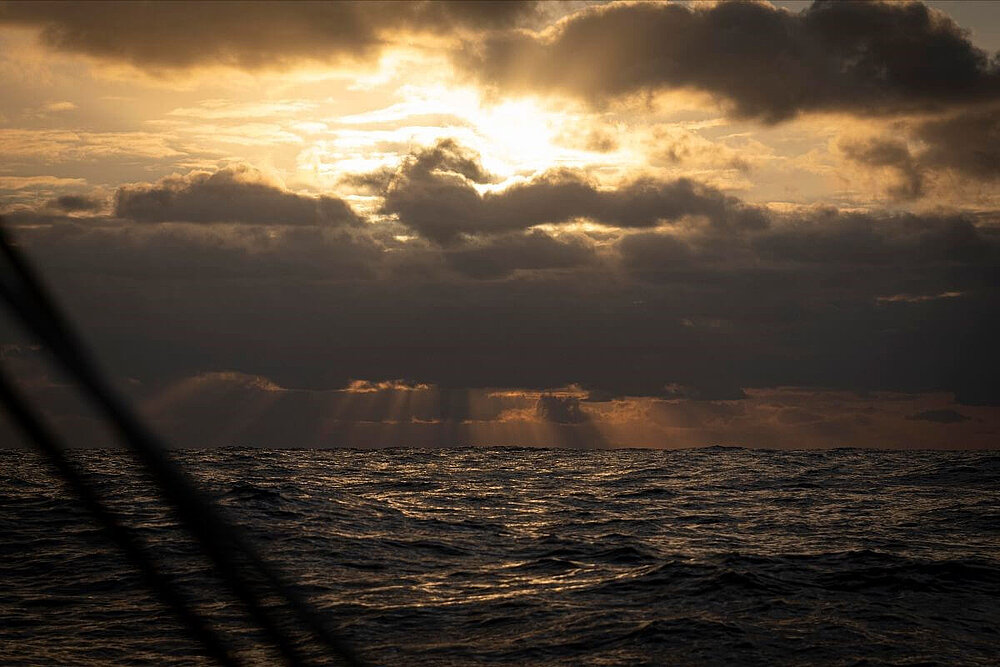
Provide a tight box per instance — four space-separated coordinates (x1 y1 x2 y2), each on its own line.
0 0 998 449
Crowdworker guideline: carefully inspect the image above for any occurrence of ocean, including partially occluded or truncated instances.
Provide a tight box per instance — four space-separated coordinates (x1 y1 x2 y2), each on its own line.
1 447 998 665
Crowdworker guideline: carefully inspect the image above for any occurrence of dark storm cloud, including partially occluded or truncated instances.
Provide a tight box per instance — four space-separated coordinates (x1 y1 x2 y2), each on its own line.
0 1 538 69
3 175 999 412
48 194 104 212
916 108 1000 180
114 165 361 226
750 211 995 267
615 210 1000 404
461 0 1000 121
14 219 383 282
536 395 587 424
907 408 971 424
443 230 597 279
381 141 767 244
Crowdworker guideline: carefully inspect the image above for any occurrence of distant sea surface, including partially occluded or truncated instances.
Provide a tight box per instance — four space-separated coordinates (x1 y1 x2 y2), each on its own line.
2 447 999 666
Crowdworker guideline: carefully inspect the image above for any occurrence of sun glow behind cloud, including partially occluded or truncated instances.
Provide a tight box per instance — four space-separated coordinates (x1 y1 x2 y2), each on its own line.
295 84 630 192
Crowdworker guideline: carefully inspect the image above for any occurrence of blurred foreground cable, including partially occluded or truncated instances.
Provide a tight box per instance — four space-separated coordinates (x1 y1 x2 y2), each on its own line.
0 218 367 667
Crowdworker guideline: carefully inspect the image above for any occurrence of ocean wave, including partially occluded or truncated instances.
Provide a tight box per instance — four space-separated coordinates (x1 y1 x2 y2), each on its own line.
1 447 998 666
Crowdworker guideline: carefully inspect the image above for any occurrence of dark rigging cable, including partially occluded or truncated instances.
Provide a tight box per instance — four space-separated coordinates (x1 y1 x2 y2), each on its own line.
0 218 367 667
0 368 242 667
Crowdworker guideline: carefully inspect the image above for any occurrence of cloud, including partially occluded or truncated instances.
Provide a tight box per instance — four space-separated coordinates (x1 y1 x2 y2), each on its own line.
166 99 318 120
114 164 361 226
614 208 1000 403
535 394 587 424
915 107 1000 180
839 107 1000 198
0 0 539 70
839 137 924 200
0 175 87 190
650 123 759 175
44 100 76 112
393 137 496 184
750 211 995 267
459 0 1000 122
906 408 971 424
3 174 999 409
661 383 748 402
443 230 597 279
343 379 430 393
0 128 184 162
47 194 104 212
535 394 589 424
382 140 767 244
876 291 964 305
12 218 383 281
